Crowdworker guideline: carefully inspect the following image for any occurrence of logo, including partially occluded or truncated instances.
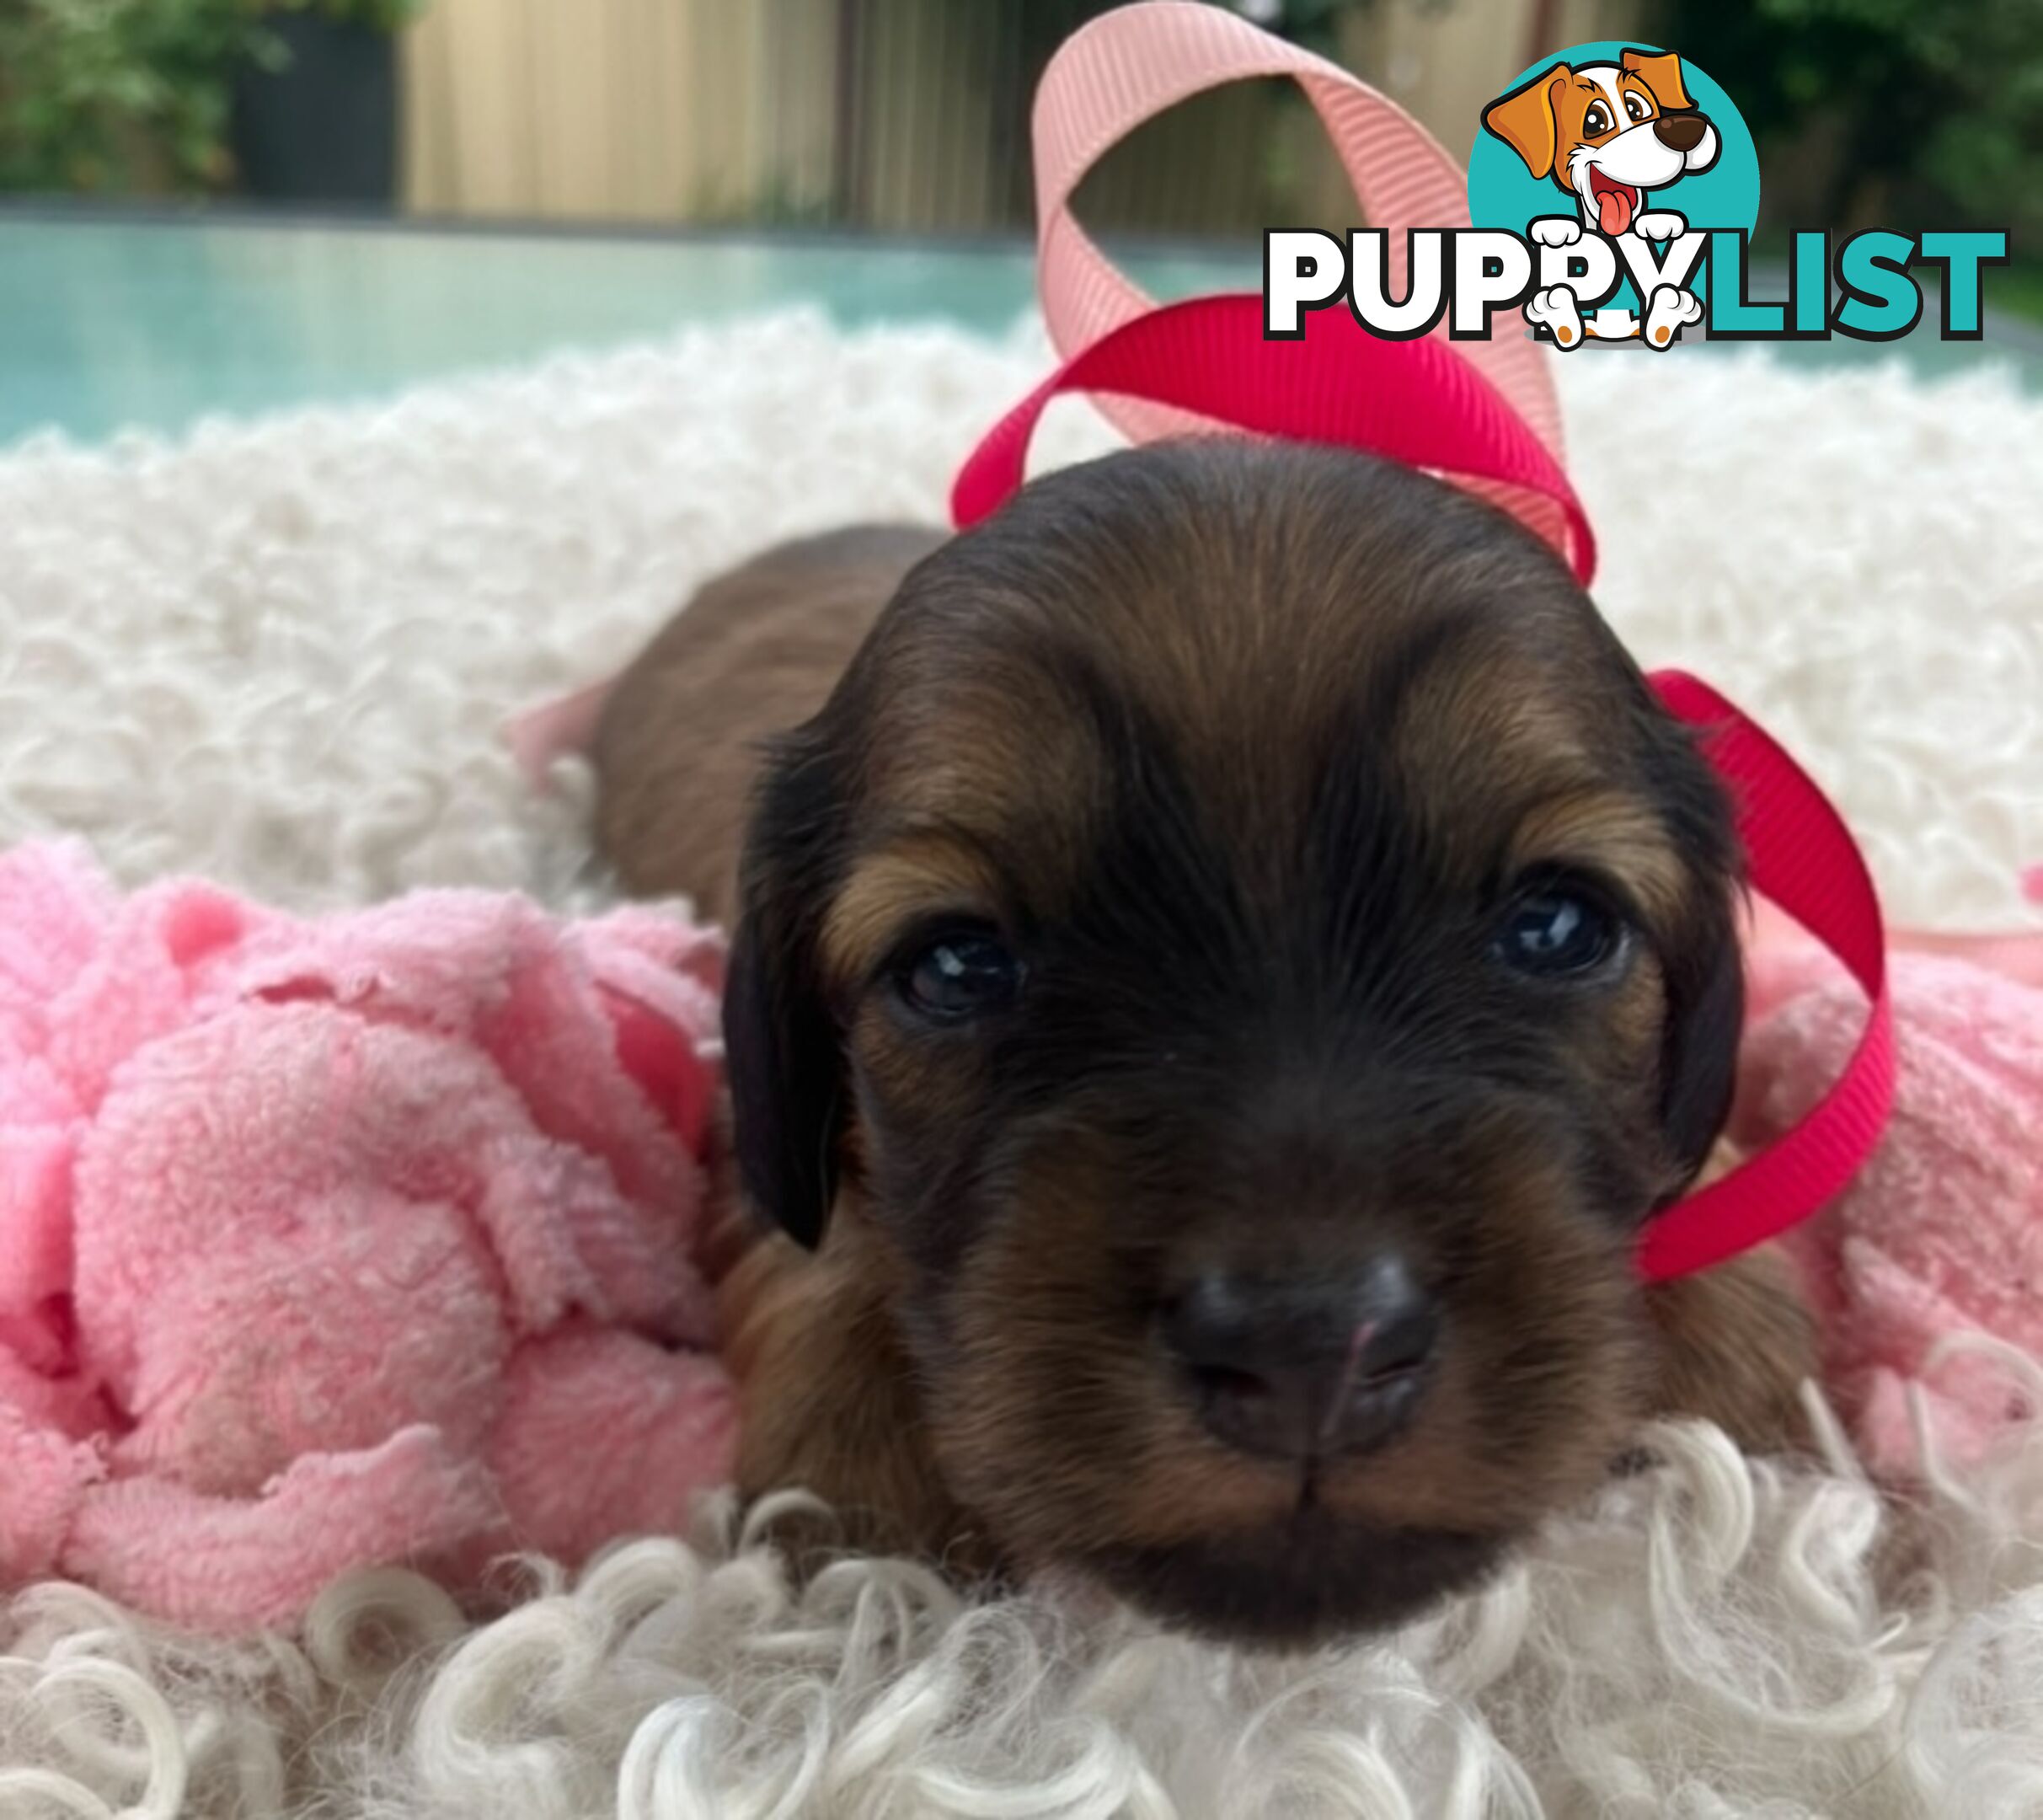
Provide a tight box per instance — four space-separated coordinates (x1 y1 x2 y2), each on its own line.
1264 41 2007 351
1472 45 1751 348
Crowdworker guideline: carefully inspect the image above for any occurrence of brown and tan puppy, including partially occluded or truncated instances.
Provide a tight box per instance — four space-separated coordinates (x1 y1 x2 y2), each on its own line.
591 441 1810 1645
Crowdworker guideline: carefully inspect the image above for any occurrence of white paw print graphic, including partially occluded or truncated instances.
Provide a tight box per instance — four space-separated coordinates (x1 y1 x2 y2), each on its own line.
1633 211 1688 243
1523 286 1586 349
1644 284 1705 348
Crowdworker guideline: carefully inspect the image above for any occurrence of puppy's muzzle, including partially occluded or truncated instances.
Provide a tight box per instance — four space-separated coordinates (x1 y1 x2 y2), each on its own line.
1161 1255 1440 1462
1653 112 1709 153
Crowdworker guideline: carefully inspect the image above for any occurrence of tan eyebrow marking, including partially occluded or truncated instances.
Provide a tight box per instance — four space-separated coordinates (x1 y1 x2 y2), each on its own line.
1508 790 1689 929
821 837 1006 988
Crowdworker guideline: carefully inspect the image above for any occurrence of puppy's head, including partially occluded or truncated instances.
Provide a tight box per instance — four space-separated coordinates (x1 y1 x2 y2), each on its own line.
1483 51 1719 236
726 442 1742 1643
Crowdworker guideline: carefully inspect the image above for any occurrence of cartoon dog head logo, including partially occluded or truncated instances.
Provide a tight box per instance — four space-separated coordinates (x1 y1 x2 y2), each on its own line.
1467 44 1757 349
1264 47 2002 356
1483 50 1719 238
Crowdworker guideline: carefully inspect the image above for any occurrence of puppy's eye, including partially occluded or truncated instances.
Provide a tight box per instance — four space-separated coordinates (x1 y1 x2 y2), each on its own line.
895 931 1024 1024
1623 92 1650 121
1583 101 1612 136
1495 889 1623 978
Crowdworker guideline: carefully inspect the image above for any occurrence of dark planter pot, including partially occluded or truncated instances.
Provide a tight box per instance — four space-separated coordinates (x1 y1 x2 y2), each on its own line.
231 13 398 206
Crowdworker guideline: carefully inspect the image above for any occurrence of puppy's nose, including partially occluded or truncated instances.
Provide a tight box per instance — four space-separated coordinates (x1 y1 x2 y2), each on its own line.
1162 1256 1439 1462
1653 112 1708 153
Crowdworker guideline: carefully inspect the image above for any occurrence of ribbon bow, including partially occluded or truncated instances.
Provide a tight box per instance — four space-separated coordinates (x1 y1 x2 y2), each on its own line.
950 1 1893 1282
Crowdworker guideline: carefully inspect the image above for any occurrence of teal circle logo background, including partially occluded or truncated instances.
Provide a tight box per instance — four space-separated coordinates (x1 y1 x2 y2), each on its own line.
1466 42 1760 314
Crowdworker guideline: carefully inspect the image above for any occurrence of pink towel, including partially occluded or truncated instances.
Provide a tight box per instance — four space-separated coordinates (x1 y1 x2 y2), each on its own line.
1736 900 2043 1476
3 822 2038 1632
0 840 735 1633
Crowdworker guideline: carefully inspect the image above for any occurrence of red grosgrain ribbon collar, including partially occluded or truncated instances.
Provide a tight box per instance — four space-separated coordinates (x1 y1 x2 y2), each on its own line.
950 3 1894 1282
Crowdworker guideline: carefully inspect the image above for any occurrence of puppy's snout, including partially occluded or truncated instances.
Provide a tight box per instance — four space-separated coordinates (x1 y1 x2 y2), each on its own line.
1653 111 1709 153
1162 1255 1439 1463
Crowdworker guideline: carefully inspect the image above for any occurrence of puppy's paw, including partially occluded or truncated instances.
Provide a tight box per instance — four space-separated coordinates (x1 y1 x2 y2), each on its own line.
1645 1241 1816 1455
1530 216 1584 249
1523 284 1586 348
1634 210 1687 242
1643 283 1705 348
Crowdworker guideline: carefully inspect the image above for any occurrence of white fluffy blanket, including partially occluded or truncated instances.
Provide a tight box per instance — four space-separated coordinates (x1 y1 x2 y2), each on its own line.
1 313 2039 1819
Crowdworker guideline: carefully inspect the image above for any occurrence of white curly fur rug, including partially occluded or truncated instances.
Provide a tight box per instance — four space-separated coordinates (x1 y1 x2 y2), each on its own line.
1 312 2040 1819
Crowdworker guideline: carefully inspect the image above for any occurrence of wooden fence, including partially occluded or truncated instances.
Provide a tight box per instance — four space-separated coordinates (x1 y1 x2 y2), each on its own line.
401 0 1644 231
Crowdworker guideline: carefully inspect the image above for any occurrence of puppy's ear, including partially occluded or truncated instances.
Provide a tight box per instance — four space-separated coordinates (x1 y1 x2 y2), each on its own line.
1621 47 1695 114
1482 65 1568 180
723 732 849 1250
1655 879 1745 1196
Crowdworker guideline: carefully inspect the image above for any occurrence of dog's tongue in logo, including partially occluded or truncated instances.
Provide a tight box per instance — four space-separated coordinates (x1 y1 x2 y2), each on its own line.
1589 169 1639 237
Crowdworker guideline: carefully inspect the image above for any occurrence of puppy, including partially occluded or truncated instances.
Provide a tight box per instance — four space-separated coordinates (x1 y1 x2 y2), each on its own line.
1483 48 1719 243
591 442 1811 1645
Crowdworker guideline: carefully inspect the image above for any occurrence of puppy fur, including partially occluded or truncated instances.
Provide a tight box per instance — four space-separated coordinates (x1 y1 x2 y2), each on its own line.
591 442 1813 1644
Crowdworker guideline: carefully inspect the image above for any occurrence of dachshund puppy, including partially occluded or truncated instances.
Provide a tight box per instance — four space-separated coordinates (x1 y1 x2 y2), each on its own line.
591 442 1811 1645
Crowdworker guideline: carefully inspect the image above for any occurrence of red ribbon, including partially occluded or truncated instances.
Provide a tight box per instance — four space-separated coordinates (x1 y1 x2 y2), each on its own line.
954 292 1595 583
949 303 1893 1283
1643 674 1893 1278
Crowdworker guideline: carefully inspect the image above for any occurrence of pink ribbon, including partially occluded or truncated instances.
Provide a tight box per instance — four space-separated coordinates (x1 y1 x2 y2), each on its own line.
1028 0 1580 570
953 2 1895 1278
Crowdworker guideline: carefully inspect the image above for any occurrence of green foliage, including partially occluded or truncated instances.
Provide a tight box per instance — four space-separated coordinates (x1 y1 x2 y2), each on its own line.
1249 0 1369 57
1665 0 2042 244
1015 0 1371 59
0 0 278 191
0 0 425 195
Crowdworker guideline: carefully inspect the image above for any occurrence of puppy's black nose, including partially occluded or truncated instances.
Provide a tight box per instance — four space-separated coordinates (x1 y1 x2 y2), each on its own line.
1653 111 1709 153
1162 1256 1439 1462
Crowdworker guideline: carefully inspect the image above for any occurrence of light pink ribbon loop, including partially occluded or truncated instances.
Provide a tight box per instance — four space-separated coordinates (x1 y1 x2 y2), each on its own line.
1031 2 1568 554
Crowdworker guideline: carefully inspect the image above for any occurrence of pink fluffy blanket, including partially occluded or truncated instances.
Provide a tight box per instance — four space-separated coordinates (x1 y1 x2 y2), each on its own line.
0 837 2037 1635
1738 898 2043 1477
0 840 735 1632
